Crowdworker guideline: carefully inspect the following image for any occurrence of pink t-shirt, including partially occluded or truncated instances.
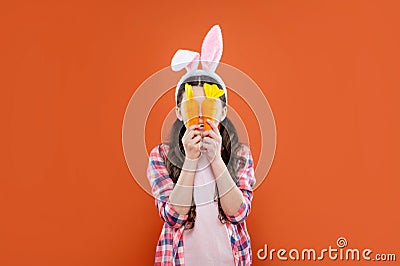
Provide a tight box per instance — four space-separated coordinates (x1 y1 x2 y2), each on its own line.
183 152 236 266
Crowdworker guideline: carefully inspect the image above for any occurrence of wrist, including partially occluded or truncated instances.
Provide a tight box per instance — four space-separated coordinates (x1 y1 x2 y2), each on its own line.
183 156 200 171
210 153 224 167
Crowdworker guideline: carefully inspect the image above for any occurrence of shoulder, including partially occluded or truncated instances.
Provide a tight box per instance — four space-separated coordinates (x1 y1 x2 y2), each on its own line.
234 143 253 170
149 143 171 160
235 143 256 188
235 143 252 158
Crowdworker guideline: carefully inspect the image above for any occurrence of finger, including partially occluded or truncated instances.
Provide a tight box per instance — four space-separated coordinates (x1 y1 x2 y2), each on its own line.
189 124 198 131
188 129 201 139
203 130 221 144
202 138 216 147
202 136 212 143
195 139 203 147
206 120 220 137
206 119 218 134
192 135 202 144
192 130 202 138
202 129 218 140
185 125 199 135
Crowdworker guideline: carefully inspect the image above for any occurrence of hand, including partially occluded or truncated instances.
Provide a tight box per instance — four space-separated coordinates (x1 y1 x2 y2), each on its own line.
201 119 222 162
182 124 202 160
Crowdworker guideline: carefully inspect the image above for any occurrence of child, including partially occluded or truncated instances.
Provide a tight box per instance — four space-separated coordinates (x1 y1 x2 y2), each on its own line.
147 25 256 266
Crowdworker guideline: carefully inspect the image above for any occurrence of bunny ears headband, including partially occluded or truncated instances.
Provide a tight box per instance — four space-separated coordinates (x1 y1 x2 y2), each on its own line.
171 25 228 105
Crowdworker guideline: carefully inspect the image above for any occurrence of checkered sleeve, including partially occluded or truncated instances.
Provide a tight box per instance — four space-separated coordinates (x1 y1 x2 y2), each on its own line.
147 144 189 228
226 144 256 225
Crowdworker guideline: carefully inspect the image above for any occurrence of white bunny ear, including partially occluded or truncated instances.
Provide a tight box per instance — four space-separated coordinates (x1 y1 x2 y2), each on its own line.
171 49 200 72
200 25 223 72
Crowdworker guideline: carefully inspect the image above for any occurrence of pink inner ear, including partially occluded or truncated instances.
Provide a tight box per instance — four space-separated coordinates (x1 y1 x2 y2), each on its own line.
186 53 200 72
201 25 223 72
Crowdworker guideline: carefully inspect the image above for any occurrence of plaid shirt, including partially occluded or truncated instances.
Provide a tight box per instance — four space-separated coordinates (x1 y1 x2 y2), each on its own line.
147 143 256 266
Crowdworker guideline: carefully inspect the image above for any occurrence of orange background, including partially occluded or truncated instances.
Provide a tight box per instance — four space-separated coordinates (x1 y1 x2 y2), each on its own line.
1 0 399 265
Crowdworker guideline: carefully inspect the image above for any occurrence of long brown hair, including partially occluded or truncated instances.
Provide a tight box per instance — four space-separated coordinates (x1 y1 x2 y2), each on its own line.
164 75 246 229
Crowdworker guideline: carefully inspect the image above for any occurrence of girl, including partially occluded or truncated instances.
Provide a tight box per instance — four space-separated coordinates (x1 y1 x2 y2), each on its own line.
147 25 256 266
